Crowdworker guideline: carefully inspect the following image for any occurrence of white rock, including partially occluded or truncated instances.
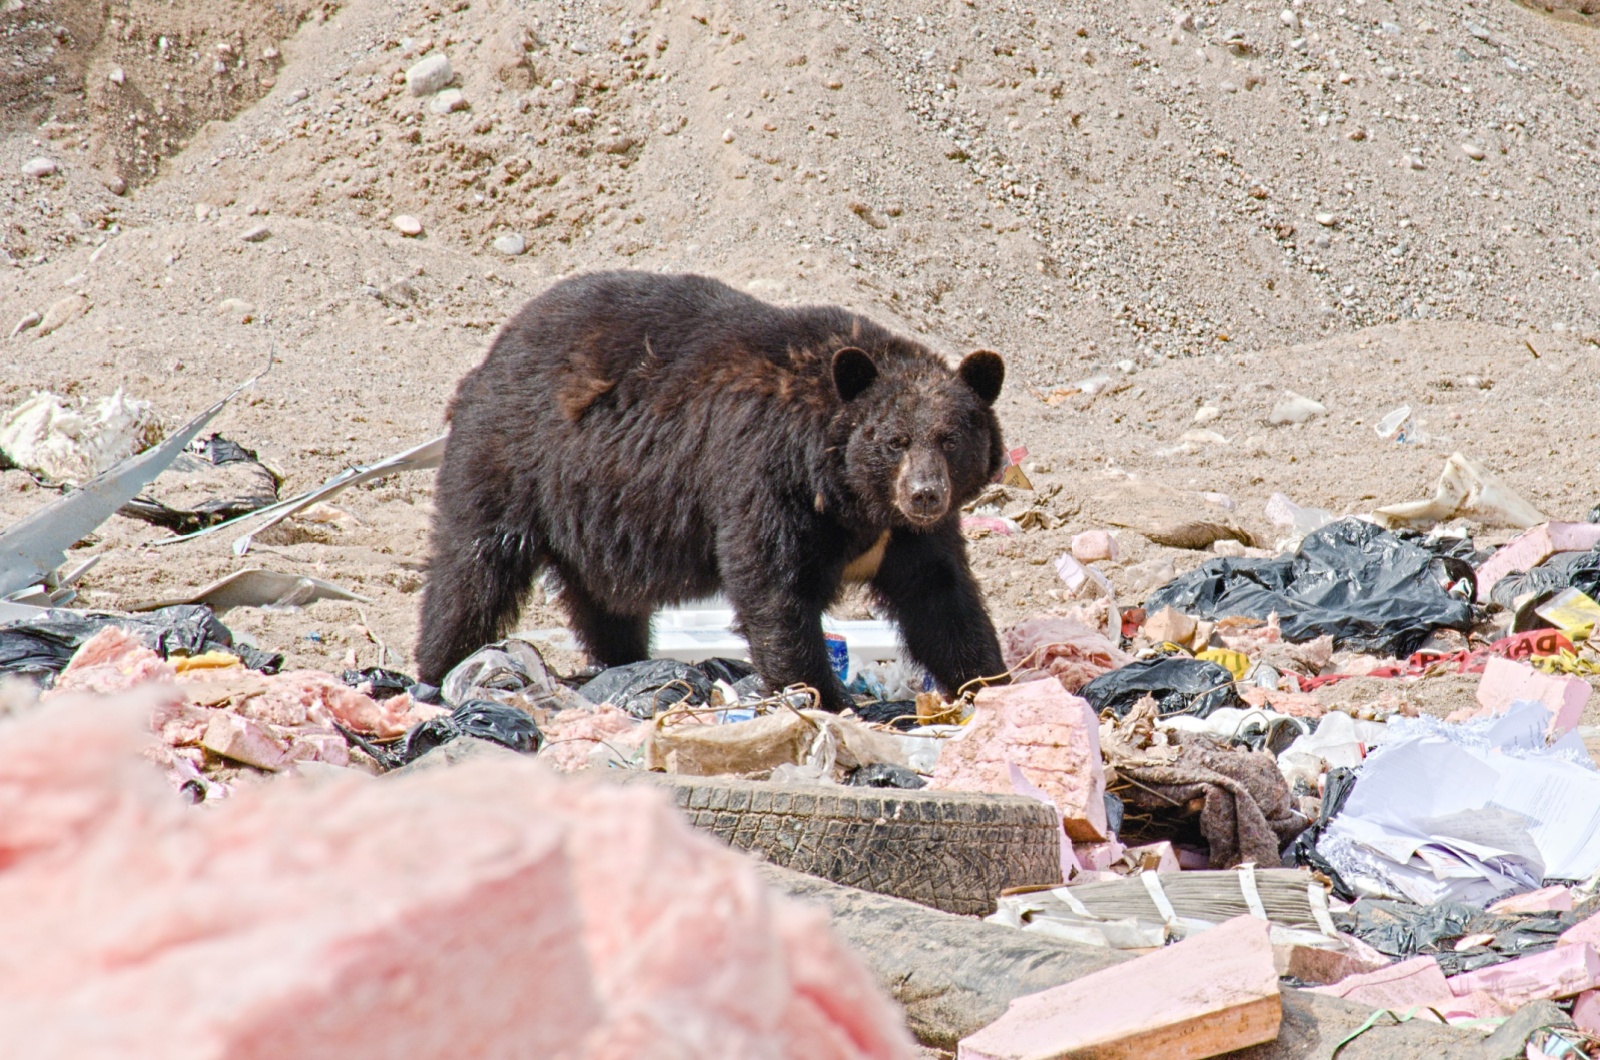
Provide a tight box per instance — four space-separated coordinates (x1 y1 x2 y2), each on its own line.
1268 392 1327 426
1461 143 1486 161
109 67 125 85
393 215 424 237
405 53 453 96
429 88 467 114
492 233 526 256
1279 10 1299 30
36 293 89 337
239 224 270 242
1314 212 1336 227
722 128 735 143
1180 429 1229 445
8 311 41 339
1174 11 1196 32
218 298 254 321
1193 405 1221 424
22 157 56 178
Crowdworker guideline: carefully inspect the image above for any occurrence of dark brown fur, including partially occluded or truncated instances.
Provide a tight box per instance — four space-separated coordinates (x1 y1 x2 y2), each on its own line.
416 271 1008 710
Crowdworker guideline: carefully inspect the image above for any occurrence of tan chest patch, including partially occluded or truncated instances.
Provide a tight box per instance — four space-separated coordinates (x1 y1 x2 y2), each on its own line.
841 531 891 582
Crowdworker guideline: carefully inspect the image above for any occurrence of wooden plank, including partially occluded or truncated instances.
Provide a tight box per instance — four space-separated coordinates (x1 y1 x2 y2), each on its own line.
958 915 1281 1060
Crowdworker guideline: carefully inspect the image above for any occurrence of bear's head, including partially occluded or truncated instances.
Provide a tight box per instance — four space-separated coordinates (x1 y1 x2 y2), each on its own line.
831 347 1005 530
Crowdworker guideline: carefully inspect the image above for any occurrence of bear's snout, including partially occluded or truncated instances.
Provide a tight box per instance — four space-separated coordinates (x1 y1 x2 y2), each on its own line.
895 449 951 525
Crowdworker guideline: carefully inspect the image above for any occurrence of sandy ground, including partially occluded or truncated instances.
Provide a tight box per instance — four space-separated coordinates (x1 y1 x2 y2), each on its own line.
4 0 1600 718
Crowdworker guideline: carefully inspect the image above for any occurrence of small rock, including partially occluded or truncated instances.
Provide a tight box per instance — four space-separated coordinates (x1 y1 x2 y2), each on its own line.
378 279 417 306
722 128 735 143
393 215 424 237
239 224 271 243
194 203 212 221
1407 155 1425 171
22 157 56 178
1379 65 1399 80
288 87 309 103
1461 143 1486 161
1181 429 1229 446
108 67 125 85
406 53 453 96
8 311 41 340
103 174 126 196
492 233 527 256
428 88 467 114
1279 9 1298 30
1268 392 1326 426
218 298 254 322
1174 11 1196 33
1220 81 1237 94
1193 405 1221 424
35 293 89 338
1071 530 1119 564
1314 212 1336 227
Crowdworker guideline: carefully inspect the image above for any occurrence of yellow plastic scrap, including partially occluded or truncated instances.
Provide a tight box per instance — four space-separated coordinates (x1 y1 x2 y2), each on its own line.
1197 648 1250 679
1529 649 1600 676
173 650 243 673
1535 588 1600 641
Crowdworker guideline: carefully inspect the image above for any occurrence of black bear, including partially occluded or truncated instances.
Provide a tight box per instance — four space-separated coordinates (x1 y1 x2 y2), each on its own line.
416 270 1008 712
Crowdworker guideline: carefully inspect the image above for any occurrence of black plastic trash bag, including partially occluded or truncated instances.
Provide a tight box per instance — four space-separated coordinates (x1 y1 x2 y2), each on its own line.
1336 897 1580 976
578 659 715 719
1489 549 1600 611
0 604 281 684
846 763 927 789
118 433 282 534
1079 656 1244 719
349 699 543 770
848 699 923 731
697 657 757 686
1286 765 1360 899
1144 518 1475 656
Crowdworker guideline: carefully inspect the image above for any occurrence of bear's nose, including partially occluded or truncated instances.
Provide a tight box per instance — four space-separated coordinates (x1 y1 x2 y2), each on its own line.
910 484 944 512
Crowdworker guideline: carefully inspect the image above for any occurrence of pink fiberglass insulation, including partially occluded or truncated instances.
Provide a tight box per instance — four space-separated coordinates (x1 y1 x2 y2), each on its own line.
928 679 1109 842
0 694 915 1060
44 629 448 788
1002 615 1131 693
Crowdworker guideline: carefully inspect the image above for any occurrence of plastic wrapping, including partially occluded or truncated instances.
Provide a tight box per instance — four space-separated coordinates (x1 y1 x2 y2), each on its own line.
440 638 560 708
578 659 716 719
1078 656 1244 719
1336 897 1579 976
846 763 927 789
1490 549 1600 611
1143 519 1475 656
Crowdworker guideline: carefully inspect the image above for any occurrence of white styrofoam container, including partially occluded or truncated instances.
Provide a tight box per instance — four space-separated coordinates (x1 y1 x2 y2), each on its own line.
649 597 903 682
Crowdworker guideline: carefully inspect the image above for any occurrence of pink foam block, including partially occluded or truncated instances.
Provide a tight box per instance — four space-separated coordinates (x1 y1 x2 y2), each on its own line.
1475 523 1600 602
0 694 915 1059
1574 990 1600 1036
1487 886 1574 915
958 916 1281 1060
930 680 1108 841
1473 656 1589 735
1560 911 1600 949
1446 943 1600 1009
1310 956 1451 1010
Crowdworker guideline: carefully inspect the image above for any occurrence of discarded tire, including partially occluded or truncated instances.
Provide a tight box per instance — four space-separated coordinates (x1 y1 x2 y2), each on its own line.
635 774 1063 916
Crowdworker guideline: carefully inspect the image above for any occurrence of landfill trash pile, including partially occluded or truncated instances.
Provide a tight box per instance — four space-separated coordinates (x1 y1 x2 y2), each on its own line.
10 406 1600 1056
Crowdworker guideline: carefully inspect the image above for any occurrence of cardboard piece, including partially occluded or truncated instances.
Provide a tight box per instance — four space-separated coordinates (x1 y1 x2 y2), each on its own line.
957 915 1281 1060
1486 886 1574 916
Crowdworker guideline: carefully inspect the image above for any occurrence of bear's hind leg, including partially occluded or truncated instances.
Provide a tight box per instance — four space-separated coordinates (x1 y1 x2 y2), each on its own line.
417 525 543 684
559 578 651 668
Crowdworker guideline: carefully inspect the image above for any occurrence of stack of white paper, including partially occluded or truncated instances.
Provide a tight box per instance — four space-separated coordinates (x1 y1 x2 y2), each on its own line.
1317 701 1600 906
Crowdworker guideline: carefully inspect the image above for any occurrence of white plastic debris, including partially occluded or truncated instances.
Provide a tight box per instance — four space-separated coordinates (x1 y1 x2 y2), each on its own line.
0 389 162 486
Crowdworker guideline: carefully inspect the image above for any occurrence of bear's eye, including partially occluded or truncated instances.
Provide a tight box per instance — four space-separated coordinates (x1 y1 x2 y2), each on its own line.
940 438 958 452
890 435 910 450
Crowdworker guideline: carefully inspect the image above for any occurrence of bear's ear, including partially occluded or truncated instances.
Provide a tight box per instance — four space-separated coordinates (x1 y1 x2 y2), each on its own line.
958 350 1004 406
832 347 878 402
